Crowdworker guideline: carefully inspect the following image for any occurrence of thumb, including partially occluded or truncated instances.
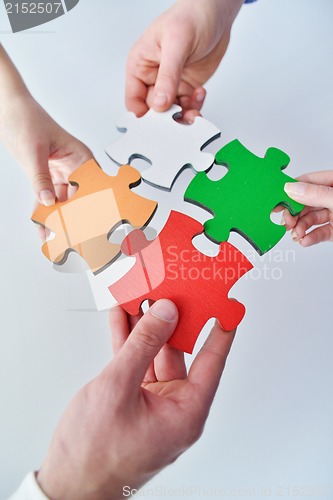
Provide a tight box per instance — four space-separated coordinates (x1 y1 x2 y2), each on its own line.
152 36 190 111
29 144 56 206
115 300 178 390
284 181 333 210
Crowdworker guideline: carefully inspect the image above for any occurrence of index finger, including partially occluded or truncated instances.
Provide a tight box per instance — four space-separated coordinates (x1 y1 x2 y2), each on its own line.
188 322 236 407
297 170 333 186
125 71 149 117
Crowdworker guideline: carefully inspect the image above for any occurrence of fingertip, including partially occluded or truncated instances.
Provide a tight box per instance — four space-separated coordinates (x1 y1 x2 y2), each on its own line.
182 109 201 124
39 189 55 207
283 210 298 231
284 181 307 199
190 87 206 110
126 101 149 117
152 93 172 112
284 182 294 194
199 320 236 357
291 228 302 242
213 319 237 338
35 224 47 241
280 213 286 226
150 299 178 323
109 305 125 329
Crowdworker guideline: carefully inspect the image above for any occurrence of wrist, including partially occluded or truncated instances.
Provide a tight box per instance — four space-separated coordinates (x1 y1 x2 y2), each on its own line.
0 90 32 132
217 0 245 24
37 456 157 500
175 0 243 40
37 467 140 500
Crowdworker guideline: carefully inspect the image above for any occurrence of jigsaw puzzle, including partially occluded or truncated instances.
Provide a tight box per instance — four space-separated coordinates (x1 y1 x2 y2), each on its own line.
32 159 157 273
109 211 253 354
185 139 304 255
106 104 220 190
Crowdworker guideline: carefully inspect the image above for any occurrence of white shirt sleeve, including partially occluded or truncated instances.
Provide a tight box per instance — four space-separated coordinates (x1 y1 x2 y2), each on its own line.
8 472 49 500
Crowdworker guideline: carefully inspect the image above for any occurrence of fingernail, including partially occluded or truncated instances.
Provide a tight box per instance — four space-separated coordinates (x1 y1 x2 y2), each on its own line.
284 182 306 197
153 93 168 108
196 92 205 103
291 229 299 241
151 300 177 322
280 214 285 226
40 190 55 206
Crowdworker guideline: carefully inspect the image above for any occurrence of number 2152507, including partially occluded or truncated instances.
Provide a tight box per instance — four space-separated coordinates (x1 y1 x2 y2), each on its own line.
5 3 62 14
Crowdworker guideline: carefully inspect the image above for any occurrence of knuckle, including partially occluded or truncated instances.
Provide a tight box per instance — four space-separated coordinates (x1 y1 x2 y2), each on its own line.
133 324 162 352
315 184 331 201
157 72 178 88
32 171 51 186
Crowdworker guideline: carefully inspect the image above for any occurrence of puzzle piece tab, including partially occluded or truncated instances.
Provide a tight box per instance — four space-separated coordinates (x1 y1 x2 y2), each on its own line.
106 104 221 190
32 160 157 273
109 211 253 354
185 140 304 255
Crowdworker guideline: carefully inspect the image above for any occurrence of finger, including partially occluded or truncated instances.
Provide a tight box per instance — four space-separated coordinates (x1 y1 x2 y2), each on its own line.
281 208 298 230
188 87 206 111
284 182 333 210
177 85 205 111
129 306 157 384
67 182 78 201
297 170 333 186
36 223 47 241
146 78 194 111
177 88 206 123
291 208 330 241
109 306 130 356
299 224 333 247
154 343 187 382
114 300 178 391
181 109 202 124
284 206 326 231
28 144 56 206
54 183 68 203
143 361 157 385
109 306 157 382
128 308 143 331
152 36 191 111
188 322 236 407
125 71 150 117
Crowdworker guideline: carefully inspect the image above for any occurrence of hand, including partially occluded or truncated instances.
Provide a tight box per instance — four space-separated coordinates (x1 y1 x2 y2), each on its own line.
126 0 243 121
0 45 92 206
37 299 236 499
284 171 333 247
0 94 92 206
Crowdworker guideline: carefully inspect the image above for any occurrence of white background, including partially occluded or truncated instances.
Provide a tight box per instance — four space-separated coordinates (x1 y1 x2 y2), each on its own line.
0 0 333 498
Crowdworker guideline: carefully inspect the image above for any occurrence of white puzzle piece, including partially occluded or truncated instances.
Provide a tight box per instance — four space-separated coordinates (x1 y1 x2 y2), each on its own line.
87 255 135 311
106 104 221 191
87 223 158 311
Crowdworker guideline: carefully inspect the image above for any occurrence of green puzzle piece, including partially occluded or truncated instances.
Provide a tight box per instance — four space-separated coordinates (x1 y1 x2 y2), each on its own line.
185 139 304 255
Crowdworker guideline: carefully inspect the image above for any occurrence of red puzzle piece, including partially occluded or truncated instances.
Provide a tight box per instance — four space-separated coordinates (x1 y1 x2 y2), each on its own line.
110 211 253 354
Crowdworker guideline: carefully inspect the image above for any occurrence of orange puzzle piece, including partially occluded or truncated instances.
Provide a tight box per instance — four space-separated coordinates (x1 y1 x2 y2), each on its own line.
32 160 157 273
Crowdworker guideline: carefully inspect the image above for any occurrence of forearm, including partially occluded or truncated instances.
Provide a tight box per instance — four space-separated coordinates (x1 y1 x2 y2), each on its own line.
173 0 244 57
176 0 244 26
0 45 30 121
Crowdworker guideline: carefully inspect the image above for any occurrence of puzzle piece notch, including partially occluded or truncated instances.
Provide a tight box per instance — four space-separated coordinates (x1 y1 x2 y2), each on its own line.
110 210 253 354
106 104 221 190
32 160 157 274
185 139 304 255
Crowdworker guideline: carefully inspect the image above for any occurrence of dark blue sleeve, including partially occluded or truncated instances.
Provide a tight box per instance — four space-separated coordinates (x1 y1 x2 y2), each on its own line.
244 0 257 3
